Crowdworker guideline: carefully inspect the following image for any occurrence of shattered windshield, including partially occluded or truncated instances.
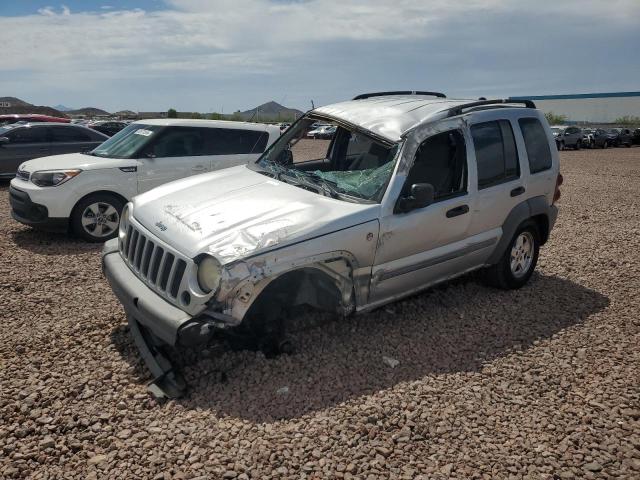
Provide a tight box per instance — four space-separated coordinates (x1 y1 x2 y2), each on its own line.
252 115 399 203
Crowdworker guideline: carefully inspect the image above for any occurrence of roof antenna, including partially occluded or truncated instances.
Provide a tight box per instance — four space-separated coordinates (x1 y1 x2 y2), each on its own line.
310 100 315 109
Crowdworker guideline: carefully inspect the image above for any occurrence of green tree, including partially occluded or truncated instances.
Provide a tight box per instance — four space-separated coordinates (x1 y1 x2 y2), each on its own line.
189 112 203 119
208 112 223 120
544 111 567 125
167 108 177 118
613 115 640 126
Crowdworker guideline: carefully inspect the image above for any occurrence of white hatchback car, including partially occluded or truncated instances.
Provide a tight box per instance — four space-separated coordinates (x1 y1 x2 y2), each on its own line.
9 119 281 241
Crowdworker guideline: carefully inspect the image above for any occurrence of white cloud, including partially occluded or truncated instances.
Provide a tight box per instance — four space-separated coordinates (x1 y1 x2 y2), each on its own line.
0 0 638 110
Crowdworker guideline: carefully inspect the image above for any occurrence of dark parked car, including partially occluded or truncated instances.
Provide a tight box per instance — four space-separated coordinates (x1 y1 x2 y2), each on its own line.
88 120 128 137
553 126 583 150
0 123 108 179
592 129 618 148
608 128 633 147
633 128 640 145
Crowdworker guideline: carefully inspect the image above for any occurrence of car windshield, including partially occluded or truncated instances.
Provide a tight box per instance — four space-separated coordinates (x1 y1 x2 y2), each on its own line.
89 124 164 158
251 115 399 203
608 129 620 134
551 128 561 133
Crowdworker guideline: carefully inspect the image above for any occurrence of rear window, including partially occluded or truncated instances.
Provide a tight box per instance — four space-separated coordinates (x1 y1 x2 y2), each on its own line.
470 120 519 189
518 118 552 174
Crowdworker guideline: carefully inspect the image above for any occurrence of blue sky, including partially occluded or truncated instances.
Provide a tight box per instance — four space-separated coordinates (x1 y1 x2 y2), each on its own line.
0 1 638 113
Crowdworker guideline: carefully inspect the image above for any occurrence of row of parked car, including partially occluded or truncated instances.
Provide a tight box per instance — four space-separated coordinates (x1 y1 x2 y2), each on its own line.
6 92 565 397
551 125 639 150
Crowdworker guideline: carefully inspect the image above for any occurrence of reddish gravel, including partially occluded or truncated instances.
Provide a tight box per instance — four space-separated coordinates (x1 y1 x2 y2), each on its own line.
1 147 639 479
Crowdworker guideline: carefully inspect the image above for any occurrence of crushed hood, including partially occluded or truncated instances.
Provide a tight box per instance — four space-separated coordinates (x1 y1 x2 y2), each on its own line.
19 153 136 172
132 165 380 262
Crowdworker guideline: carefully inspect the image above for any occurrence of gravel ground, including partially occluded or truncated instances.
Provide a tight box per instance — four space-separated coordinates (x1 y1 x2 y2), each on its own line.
1 147 639 479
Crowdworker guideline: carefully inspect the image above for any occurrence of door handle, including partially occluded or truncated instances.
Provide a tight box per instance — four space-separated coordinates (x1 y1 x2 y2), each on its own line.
191 165 206 171
510 186 525 197
446 205 469 218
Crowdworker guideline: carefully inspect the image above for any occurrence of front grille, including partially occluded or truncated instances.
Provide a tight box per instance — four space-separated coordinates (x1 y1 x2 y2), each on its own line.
120 223 187 299
16 170 30 181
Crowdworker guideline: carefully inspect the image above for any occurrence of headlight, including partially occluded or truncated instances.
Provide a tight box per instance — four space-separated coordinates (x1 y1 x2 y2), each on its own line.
119 203 132 239
197 256 222 293
31 169 81 187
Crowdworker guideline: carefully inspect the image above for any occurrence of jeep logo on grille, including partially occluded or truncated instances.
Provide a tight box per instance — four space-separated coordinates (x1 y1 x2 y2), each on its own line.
155 221 167 231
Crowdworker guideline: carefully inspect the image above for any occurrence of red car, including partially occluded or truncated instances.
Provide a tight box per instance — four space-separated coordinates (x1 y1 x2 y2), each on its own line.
0 114 70 125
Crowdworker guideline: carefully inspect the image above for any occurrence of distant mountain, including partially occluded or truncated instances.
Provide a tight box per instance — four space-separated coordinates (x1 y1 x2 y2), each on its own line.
67 107 111 116
0 96 67 118
237 101 304 121
0 96 32 107
54 104 74 112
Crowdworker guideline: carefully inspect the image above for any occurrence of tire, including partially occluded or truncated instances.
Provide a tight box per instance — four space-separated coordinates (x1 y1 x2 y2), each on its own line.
484 222 540 290
603 141 609 149
575 140 581 150
559 141 565 151
71 193 125 242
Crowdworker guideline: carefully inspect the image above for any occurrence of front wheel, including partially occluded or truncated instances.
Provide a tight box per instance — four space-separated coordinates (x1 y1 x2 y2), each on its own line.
71 193 125 242
484 223 540 289
575 140 582 150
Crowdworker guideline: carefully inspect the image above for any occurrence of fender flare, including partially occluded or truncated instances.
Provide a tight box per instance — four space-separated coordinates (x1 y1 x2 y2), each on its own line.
486 196 554 265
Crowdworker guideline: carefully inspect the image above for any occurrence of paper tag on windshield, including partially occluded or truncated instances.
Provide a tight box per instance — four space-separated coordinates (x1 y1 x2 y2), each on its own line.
134 129 153 137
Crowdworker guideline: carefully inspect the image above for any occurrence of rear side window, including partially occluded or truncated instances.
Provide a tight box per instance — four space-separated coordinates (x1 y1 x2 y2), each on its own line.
470 120 519 189
518 118 552 174
50 126 91 142
203 128 269 155
6 127 49 143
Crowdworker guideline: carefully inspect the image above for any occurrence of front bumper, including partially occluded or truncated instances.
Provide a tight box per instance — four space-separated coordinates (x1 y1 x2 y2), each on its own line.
102 239 234 398
9 185 68 232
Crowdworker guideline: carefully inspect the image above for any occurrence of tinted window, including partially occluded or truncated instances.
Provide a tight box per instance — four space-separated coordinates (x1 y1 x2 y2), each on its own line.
146 127 206 157
471 120 519 189
50 126 91 142
405 130 467 201
518 118 552 174
6 126 49 143
203 128 268 155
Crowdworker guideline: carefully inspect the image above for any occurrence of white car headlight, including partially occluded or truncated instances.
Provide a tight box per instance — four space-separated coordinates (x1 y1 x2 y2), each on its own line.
197 256 222 293
30 169 81 187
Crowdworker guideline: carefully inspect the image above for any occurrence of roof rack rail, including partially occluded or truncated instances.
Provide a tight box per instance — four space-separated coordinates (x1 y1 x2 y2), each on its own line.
446 99 536 117
353 91 446 100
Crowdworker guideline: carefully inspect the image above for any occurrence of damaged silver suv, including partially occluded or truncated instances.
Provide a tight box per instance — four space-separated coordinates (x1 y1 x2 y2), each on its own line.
103 91 562 397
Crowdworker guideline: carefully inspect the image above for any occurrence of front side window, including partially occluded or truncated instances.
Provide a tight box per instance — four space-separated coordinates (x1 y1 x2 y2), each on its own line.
6 126 48 144
518 118 552 174
143 127 206 158
404 130 467 201
90 124 164 158
471 120 519 189
252 115 398 203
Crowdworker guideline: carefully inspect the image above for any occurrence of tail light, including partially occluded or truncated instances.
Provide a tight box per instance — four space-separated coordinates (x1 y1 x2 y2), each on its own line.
553 172 563 204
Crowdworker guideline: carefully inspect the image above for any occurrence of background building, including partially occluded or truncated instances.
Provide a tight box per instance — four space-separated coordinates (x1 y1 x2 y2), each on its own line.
509 92 640 124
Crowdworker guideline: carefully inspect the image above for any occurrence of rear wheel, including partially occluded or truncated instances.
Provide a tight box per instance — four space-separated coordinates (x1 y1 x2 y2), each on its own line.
576 140 582 150
71 193 124 242
603 140 609 149
484 222 540 289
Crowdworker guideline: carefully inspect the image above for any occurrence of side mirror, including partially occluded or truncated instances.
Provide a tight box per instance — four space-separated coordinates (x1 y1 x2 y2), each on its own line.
396 183 435 213
0 136 9 145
